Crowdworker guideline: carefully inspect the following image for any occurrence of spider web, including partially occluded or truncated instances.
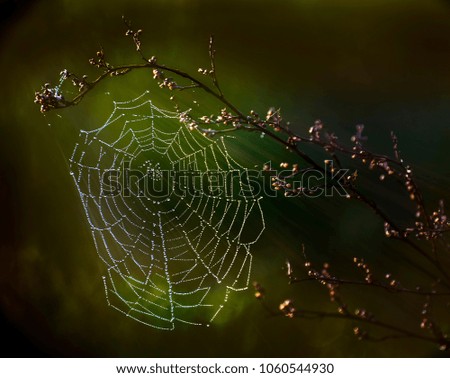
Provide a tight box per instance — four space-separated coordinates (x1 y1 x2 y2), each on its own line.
68 91 265 330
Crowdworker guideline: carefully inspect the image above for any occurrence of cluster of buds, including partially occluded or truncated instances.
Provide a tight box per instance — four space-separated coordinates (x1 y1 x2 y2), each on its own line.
269 163 302 197
420 300 432 330
327 282 339 302
252 282 265 300
411 221 428 239
232 120 242 129
199 115 214 124
198 67 213 76
266 107 282 131
249 110 260 121
350 124 368 147
151 68 178 90
353 257 374 284
271 176 297 197
353 326 368 341
373 162 391 183
312 262 344 305
279 299 296 318
287 135 300 146
320 263 340 302
431 202 447 226
280 162 299 174
402 220 442 240
248 110 269 129
419 300 450 351
366 158 396 179
271 177 284 191
324 131 338 147
215 108 237 126
345 170 359 185
34 83 64 113
430 200 449 236
401 201 449 239
262 163 271 171
439 342 450 351
125 27 142 51
384 222 400 238
159 77 178 90
354 308 373 320
69 74 89 92
309 119 323 141
404 166 418 200
384 273 400 289
304 261 331 285
201 128 216 137
109 68 131 77
152 69 164 80
337 304 348 315
285 260 294 280
89 49 109 69
179 112 198 131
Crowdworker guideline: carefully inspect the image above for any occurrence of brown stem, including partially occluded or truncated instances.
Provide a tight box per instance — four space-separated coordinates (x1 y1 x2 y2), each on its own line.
290 276 450 296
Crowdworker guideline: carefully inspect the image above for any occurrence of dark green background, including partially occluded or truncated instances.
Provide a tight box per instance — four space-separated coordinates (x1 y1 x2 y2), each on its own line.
0 0 449 357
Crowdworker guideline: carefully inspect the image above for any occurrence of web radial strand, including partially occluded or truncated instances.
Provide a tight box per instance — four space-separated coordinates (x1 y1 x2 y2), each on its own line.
68 91 265 329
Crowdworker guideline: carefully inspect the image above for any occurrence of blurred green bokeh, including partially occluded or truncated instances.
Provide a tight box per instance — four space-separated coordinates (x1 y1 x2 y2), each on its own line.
0 0 449 357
